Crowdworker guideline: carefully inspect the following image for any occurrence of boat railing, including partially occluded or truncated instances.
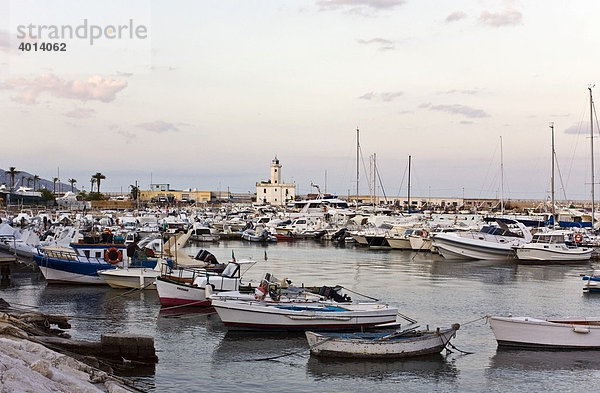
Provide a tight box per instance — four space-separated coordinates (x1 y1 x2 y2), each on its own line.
37 247 105 264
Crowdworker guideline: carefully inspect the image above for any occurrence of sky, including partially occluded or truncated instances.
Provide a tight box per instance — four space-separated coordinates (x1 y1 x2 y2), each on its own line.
1 0 600 201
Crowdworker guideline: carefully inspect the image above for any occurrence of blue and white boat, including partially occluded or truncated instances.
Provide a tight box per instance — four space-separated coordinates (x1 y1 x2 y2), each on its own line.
34 235 166 285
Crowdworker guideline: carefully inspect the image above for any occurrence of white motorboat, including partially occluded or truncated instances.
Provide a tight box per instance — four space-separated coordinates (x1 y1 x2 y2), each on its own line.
488 315 600 349
514 230 593 262
97 259 168 290
305 324 459 358
431 220 532 260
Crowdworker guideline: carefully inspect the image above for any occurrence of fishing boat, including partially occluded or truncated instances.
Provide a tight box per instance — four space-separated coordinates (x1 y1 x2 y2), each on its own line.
210 278 397 331
33 246 116 285
305 324 460 358
488 315 600 349
33 234 166 285
514 230 593 262
155 256 256 307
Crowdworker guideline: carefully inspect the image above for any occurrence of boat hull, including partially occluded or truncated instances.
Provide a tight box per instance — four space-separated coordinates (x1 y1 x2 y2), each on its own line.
489 316 600 349
97 268 159 289
305 327 458 358
431 234 517 261
33 253 114 285
155 276 212 307
212 299 398 331
515 245 592 262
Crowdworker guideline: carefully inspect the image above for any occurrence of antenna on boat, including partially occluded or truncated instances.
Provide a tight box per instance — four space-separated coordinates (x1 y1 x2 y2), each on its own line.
500 136 504 215
356 127 360 208
550 122 556 229
589 86 596 230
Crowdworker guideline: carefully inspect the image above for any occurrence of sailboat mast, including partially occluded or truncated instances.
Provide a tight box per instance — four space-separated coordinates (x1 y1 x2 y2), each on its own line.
500 136 504 214
550 122 556 228
590 87 595 229
356 127 360 208
407 155 411 213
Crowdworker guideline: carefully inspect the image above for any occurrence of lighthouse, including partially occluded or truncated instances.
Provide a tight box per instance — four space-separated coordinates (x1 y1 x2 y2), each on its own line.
255 156 296 206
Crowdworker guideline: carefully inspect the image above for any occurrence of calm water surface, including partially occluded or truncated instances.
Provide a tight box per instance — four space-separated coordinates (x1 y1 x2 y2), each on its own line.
3 240 600 392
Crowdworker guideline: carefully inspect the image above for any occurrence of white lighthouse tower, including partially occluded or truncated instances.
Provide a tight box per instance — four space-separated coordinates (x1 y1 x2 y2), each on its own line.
255 156 296 206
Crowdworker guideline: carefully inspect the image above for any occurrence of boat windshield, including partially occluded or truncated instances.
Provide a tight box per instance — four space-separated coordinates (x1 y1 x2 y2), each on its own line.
221 263 239 278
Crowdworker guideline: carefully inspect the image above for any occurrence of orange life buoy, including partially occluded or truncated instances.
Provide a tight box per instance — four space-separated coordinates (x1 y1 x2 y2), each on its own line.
422 230 429 238
104 247 122 264
574 233 583 243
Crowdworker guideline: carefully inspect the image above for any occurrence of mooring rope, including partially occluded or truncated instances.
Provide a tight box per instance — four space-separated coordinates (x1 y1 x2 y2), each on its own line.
106 280 156 302
337 286 379 301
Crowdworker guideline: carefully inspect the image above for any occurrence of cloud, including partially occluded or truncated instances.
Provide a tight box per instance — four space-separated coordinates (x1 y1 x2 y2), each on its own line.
438 89 481 95
445 11 467 23
480 8 522 27
357 37 395 50
136 120 179 133
564 124 589 135
0 74 127 104
421 102 489 118
358 91 403 102
380 92 403 101
318 0 405 12
64 107 96 119
357 38 393 45
358 92 375 100
117 129 137 143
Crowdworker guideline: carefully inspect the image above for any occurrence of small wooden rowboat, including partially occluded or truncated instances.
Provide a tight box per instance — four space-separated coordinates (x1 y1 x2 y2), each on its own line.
305 324 460 358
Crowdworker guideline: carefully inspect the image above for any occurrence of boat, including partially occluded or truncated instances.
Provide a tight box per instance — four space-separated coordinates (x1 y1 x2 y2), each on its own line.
582 271 600 293
97 261 166 290
431 220 532 260
33 233 166 285
488 315 600 349
514 230 593 262
155 256 256 307
33 246 117 285
210 277 397 331
241 228 277 242
211 296 398 331
189 223 220 242
305 324 460 358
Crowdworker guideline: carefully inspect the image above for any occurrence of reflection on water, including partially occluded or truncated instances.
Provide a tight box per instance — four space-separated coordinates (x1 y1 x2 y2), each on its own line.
428 259 517 284
489 348 600 371
213 332 308 363
306 353 459 383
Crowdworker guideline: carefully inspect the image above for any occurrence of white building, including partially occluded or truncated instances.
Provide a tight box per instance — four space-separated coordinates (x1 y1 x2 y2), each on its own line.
255 157 295 206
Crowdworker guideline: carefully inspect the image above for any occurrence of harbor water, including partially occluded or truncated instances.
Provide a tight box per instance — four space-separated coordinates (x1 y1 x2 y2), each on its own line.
3 240 600 392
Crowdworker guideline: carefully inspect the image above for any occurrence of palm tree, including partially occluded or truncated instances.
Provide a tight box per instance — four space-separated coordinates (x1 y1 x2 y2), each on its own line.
90 178 96 193
53 177 59 194
33 175 40 191
68 178 77 193
130 184 140 200
92 172 106 193
5 167 20 190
